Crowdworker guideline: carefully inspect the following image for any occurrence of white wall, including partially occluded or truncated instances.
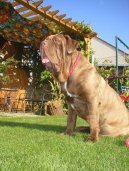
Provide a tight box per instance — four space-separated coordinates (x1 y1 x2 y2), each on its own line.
91 37 128 66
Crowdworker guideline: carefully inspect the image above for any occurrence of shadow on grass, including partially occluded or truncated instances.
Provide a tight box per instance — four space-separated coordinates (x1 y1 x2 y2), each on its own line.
116 140 125 147
0 121 66 133
75 126 90 134
0 121 91 136
1 121 126 145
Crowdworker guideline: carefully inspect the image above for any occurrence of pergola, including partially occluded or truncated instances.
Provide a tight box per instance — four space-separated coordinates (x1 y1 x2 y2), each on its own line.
0 0 97 59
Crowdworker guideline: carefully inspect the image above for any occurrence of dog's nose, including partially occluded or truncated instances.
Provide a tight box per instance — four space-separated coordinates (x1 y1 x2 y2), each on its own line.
43 42 46 45
42 41 46 46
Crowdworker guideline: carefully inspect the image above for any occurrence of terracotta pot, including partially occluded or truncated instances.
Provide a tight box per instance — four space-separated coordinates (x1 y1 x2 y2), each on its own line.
44 100 64 115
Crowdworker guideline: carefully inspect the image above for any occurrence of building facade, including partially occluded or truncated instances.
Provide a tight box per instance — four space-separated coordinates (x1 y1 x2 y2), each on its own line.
91 37 129 67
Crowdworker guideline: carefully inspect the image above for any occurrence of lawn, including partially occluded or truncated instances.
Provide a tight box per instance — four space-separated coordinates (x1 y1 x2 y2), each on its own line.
0 114 129 171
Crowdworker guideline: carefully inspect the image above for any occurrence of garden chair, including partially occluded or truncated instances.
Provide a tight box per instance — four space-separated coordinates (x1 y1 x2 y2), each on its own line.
10 87 53 114
0 89 17 112
13 87 35 112
0 90 8 111
9 89 26 112
31 89 53 115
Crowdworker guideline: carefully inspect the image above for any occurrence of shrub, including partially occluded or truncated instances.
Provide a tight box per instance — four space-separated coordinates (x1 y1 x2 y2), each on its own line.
0 52 15 84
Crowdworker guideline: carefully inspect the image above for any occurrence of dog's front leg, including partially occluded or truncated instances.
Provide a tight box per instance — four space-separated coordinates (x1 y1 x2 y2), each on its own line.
87 100 100 142
65 105 77 136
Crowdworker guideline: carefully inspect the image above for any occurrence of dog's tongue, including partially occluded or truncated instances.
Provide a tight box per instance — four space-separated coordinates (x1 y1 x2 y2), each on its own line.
40 44 50 64
42 58 50 63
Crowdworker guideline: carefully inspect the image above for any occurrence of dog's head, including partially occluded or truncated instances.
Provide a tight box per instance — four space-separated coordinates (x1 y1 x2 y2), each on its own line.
40 34 79 80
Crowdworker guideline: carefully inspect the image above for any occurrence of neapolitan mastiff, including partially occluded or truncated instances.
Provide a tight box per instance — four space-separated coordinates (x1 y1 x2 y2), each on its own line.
40 34 129 141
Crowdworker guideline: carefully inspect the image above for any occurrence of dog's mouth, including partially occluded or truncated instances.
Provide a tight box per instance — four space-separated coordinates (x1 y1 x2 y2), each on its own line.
42 58 50 64
41 44 60 73
41 47 50 64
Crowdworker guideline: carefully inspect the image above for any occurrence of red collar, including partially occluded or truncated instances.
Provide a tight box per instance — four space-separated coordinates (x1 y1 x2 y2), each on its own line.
68 52 81 77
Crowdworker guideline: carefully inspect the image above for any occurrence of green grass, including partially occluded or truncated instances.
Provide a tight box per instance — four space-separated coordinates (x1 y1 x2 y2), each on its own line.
0 115 129 171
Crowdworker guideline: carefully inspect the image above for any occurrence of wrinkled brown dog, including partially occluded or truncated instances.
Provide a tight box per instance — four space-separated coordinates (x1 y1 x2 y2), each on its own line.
40 34 129 141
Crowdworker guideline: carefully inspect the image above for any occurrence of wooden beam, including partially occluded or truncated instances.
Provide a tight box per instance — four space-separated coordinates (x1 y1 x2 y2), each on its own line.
40 5 52 12
47 10 59 17
15 0 43 13
13 0 43 9
22 11 36 18
27 15 43 21
16 6 28 13
14 0 86 37
12 1 19 7
68 21 77 27
33 0 43 7
62 18 72 23
56 14 66 20
14 0 97 38
84 37 90 61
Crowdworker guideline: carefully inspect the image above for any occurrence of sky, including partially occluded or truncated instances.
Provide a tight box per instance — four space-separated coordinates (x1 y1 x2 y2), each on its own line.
43 0 129 49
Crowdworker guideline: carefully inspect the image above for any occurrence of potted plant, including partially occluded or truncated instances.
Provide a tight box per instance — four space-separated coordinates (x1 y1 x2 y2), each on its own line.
40 70 65 115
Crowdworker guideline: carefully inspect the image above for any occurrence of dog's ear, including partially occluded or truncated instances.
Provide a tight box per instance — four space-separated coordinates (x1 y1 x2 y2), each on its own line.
65 35 79 54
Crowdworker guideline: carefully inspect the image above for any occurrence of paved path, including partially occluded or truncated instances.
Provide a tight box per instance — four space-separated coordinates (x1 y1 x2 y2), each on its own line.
0 111 42 117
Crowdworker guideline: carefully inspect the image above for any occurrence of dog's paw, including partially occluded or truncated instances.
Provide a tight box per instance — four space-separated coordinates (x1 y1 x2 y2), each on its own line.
87 135 99 142
87 128 99 142
65 129 73 136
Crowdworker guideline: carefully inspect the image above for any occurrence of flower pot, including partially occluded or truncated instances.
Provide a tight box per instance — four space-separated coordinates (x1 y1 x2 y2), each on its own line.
44 100 64 115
